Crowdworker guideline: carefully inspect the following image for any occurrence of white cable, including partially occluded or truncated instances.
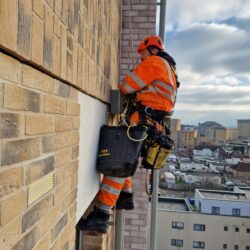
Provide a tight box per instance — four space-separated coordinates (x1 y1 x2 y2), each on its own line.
126 126 148 142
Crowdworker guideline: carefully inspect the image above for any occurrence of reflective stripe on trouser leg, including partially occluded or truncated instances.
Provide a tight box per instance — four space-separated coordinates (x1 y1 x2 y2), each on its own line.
122 177 132 193
98 176 126 212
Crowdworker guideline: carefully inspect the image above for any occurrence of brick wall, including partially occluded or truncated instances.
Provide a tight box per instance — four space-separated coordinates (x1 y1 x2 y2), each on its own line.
0 52 79 250
0 0 121 249
0 0 121 102
120 0 157 249
120 0 157 79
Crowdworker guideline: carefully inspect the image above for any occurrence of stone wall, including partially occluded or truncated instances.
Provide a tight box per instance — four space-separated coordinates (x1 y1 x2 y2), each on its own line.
0 0 121 102
0 0 121 249
120 0 157 79
0 52 80 250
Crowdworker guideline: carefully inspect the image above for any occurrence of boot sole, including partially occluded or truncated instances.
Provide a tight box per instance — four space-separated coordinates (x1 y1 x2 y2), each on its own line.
82 228 108 234
116 204 135 210
83 230 107 235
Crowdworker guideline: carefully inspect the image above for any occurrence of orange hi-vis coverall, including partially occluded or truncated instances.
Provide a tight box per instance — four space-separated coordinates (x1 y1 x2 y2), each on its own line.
97 55 177 212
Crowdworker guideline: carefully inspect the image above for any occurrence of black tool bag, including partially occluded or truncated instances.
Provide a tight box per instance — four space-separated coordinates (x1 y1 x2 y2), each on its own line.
96 125 147 177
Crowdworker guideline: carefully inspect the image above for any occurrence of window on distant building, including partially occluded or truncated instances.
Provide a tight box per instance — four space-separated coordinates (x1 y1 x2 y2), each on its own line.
198 201 201 211
232 208 241 216
211 206 220 215
234 245 239 250
223 244 227 249
193 224 206 231
235 227 239 232
193 241 205 249
246 246 250 250
172 221 184 229
247 228 250 233
171 239 183 246
224 226 228 231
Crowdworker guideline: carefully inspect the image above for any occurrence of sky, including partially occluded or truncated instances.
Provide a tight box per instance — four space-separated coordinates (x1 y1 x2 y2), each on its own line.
164 0 250 127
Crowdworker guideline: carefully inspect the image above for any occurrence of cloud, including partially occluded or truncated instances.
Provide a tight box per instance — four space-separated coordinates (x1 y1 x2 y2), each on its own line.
164 1 250 127
168 22 250 76
166 0 250 30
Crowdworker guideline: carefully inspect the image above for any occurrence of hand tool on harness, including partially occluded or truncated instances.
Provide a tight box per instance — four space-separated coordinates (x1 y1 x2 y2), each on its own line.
135 104 174 196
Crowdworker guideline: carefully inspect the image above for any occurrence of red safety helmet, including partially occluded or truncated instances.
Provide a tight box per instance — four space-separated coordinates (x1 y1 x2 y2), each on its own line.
137 35 165 53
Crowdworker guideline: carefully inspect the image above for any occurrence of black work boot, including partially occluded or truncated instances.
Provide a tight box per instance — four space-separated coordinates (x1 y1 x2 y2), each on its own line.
76 207 110 234
116 191 135 210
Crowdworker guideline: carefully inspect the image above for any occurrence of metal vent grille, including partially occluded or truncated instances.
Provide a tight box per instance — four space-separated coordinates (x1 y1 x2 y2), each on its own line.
28 172 55 206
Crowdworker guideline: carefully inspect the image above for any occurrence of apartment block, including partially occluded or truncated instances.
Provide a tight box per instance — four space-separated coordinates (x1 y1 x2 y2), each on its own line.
171 119 181 147
182 130 197 148
238 120 250 139
226 128 238 141
155 187 250 250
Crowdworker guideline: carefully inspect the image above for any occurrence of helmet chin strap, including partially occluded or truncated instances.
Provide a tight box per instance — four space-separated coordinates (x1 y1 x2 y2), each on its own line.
147 47 154 55
147 47 159 56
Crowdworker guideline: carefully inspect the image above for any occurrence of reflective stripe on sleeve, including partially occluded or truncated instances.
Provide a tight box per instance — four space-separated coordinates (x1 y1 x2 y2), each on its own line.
127 72 148 89
121 79 135 94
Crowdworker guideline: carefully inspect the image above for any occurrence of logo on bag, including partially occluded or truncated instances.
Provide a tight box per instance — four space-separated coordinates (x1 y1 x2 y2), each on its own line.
98 149 110 157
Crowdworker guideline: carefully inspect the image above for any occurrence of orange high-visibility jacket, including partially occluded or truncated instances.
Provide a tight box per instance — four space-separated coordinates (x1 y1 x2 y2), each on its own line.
119 55 177 112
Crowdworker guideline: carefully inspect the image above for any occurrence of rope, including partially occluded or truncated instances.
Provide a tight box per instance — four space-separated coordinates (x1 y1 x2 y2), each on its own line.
127 125 148 142
128 0 135 69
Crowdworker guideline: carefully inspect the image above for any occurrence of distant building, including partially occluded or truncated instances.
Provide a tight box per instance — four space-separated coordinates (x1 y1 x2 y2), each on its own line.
171 119 181 147
196 134 210 145
198 121 224 136
238 120 250 139
193 145 220 161
182 130 197 148
231 162 250 179
181 124 196 132
226 128 238 141
156 187 250 250
208 127 227 145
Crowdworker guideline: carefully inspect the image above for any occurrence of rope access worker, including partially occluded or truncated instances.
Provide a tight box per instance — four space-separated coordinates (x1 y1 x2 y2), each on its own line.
77 35 180 234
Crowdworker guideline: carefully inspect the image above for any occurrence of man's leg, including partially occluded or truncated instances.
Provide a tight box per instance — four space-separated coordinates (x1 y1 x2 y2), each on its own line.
116 177 135 210
98 176 126 212
78 176 125 233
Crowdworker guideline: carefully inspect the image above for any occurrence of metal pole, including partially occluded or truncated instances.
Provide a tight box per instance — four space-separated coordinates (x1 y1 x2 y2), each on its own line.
114 1 125 249
150 1 167 250
150 169 160 250
114 210 125 250
159 0 167 42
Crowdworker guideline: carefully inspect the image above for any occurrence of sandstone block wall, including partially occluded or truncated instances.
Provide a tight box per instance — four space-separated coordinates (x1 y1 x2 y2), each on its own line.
0 0 121 102
0 0 121 249
0 52 79 250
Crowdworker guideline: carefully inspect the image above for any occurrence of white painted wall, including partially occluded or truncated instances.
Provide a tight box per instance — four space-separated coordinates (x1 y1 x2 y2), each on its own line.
76 93 107 221
195 190 250 216
157 209 250 250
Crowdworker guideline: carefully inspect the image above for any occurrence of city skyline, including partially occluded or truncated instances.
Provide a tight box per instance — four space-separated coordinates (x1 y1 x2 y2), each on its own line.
174 117 250 128
165 0 250 127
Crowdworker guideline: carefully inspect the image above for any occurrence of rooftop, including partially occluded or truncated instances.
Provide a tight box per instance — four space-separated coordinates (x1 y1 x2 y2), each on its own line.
198 187 250 202
157 198 191 212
